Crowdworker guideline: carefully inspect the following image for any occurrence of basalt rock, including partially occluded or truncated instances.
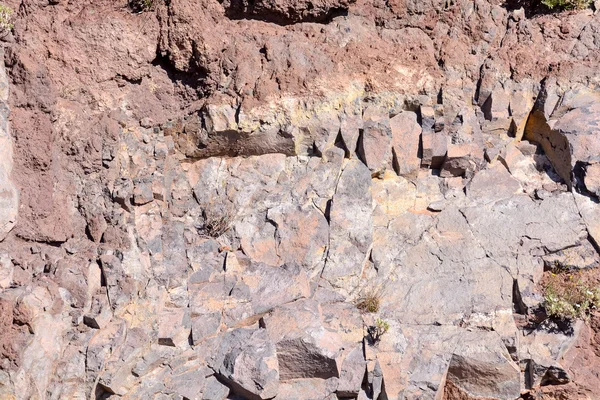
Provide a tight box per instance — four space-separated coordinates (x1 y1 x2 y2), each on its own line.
1 0 600 399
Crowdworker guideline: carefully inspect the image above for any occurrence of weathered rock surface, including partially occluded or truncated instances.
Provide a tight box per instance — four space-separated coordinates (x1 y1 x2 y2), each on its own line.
1 0 600 399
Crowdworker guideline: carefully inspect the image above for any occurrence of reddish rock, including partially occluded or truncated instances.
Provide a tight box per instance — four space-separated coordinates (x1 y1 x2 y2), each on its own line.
358 107 392 175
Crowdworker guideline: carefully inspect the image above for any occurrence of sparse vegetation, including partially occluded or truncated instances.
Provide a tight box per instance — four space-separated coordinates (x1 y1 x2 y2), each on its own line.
355 287 382 313
129 0 156 13
367 318 390 343
543 271 600 321
0 5 14 34
541 0 591 10
199 205 235 238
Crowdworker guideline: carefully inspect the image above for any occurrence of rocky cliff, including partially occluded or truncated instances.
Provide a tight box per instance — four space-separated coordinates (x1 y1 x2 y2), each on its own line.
1 0 600 399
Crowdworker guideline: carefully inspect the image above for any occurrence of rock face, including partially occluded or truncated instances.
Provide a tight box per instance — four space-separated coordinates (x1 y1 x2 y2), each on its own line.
1 0 600 399
0 47 17 242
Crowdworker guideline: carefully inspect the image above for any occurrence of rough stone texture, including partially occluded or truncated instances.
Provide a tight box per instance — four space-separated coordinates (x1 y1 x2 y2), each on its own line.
211 328 279 399
390 111 422 178
1 0 600 399
321 159 373 292
0 48 17 242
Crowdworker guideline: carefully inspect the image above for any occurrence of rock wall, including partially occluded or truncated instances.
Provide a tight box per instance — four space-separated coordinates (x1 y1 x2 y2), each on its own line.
0 0 600 399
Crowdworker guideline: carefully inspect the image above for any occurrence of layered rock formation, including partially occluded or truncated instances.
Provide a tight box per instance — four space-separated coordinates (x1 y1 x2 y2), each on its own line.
1 0 600 399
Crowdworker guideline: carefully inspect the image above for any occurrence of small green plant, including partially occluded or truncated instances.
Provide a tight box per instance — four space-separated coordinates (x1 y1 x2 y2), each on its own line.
129 0 155 13
541 0 591 10
543 272 600 320
367 318 390 343
355 287 382 313
0 5 14 33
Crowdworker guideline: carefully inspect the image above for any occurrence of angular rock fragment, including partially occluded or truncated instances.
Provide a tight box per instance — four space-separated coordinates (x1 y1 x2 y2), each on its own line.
337 346 366 397
508 83 535 140
228 262 311 318
420 105 436 131
165 360 211 399
358 107 392 174
445 331 521 400
466 162 522 203
441 142 482 177
421 130 447 169
210 328 279 399
202 375 230 400
157 307 191 347
97 327 150 395
133 177 154 205
482 85 510 121
204 104 238 133
340 112 363 157
390 111 422 178
266 204 329 273
584 162 600 197
264 299 345 380
573 192 600 249
84 290 113 329
519 321 583 390
276 377 339 399
305 110 341 156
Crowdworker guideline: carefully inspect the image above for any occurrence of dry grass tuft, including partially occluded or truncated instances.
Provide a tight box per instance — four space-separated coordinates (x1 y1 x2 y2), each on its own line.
200 206 235 238
355 287 383 313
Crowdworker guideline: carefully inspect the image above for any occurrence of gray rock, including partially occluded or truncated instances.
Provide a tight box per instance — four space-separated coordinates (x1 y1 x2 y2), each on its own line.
0 170 17 242
446 331 521 400
0 253 13 289
574 191 600 249
322 159 373 292
83 290 113 329
340 112 363 157
97 327 150 395
133 177 154 205
519 320 584 389
166 361 211 400
467 162 522 203
421 130 447 169
420 105 436 131
390 111 421 178
227 262 311 323
202 376 230 400
276 377 339 399
210 328 279 399
337 346 366 397
266 203 329 273
264 299 345 380
306 110 341 155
